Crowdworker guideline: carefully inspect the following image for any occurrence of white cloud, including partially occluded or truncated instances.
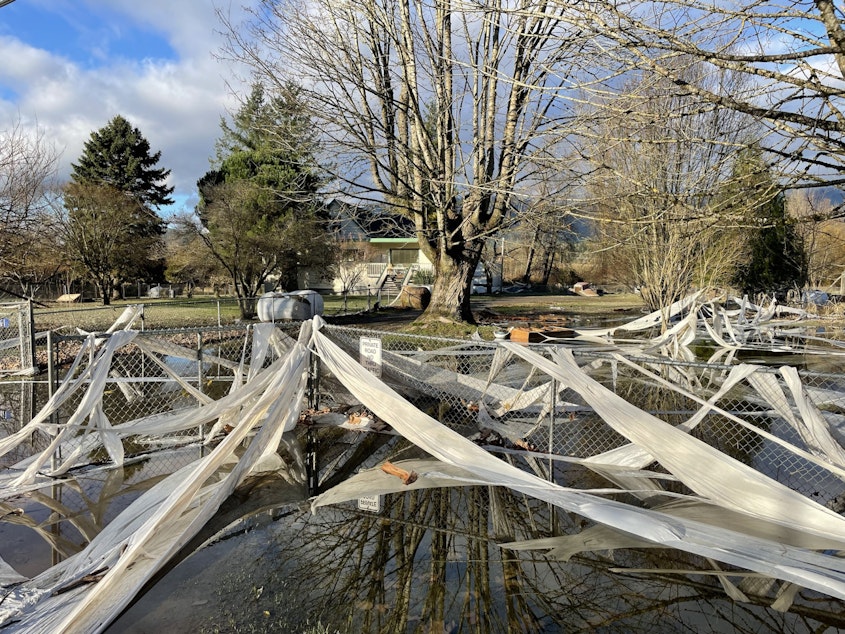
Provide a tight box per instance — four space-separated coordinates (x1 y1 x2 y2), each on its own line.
0 36 72 87
1 1 257 214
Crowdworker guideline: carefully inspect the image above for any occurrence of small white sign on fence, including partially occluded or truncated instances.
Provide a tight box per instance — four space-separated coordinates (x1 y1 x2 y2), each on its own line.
359 337 383 377
357 495 382 513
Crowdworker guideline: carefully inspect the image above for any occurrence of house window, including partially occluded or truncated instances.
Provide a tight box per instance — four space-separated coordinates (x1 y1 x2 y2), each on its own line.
391 249 419 265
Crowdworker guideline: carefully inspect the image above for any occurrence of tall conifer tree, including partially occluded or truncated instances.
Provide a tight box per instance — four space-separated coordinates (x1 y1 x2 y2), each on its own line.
71 115 173 209
194 83 332 318
727 148 808 296
64 116 172 303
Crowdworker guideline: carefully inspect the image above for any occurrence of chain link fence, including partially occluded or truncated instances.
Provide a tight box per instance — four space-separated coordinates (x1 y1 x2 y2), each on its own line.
34 298 247 333
31 295 386 335
25 325 257 474
3 318 845 508
321 325 845 507
0 302 35 376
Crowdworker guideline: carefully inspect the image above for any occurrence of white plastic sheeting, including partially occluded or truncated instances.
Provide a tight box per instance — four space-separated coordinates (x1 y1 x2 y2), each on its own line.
504 343 845 540
309 319 845 600
0 321 313 633
3 294 845 631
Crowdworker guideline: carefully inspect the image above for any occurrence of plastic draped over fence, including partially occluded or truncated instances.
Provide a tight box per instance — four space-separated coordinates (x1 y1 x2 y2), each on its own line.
2 295 845 631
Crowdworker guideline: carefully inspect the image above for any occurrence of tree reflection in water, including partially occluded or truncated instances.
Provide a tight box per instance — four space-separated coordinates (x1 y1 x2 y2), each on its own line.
7 368 839 634
133 478 845 634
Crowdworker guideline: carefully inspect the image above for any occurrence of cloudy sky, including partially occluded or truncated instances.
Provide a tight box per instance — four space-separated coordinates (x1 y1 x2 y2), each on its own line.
0 0 254 216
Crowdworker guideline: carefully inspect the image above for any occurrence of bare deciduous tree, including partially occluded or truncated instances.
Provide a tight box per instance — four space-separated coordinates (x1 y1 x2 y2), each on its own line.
0 118 60 288
332 238 378 310
59 182 159 305
568 0 845 195
165 224 226 298
582 65 756 314
219 0 584 323
788 190 845 290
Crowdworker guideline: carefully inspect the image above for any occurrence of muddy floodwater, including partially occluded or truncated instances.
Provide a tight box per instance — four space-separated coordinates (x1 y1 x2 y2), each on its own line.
107 461 845 634
109 455 845 633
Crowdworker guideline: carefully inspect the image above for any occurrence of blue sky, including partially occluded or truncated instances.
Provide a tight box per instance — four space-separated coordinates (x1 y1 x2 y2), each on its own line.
0 0 253 216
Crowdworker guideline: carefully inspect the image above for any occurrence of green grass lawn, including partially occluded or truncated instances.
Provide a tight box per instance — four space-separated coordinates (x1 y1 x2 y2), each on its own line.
32 293 385 332
30 291 647 335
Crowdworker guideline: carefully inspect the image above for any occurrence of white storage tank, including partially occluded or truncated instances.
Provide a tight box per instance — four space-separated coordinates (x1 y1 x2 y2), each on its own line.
257 290 325 322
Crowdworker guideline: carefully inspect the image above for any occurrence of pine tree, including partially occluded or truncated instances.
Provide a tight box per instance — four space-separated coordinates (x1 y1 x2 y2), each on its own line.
64 116 172 303
194 83 332 318
71 115 173 208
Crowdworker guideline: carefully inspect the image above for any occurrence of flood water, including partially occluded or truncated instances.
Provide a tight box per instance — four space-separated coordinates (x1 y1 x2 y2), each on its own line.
4 326 845 633
108 467 845 634
2 417 842 633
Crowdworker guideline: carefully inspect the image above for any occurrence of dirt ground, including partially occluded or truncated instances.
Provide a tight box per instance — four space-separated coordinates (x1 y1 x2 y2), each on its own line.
475 292 645 318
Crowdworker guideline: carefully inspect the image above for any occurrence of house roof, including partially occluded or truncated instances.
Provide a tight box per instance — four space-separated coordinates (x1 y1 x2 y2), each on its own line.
323 199 417 241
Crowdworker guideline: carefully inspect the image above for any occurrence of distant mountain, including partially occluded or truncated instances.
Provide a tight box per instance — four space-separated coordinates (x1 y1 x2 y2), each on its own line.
820 186 844 206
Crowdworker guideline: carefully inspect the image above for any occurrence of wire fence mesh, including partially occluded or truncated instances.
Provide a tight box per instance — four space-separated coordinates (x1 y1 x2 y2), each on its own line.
322 325 845 507
24 326 256 474
31 295 389 335
0 302 34 376
34 298 246 333
2 319 845 509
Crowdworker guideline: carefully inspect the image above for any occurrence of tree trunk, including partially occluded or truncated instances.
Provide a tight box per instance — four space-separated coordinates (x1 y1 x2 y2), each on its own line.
540 247 556 286
238 296 257 320
99 278 112 306
521 228 539 283
279 269 298 292
419 253 478 324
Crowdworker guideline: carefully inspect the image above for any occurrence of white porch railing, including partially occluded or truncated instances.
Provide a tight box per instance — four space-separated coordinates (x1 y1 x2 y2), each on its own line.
366 263 387 278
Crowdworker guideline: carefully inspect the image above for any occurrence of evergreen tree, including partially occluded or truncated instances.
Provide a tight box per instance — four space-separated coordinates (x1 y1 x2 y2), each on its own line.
195 83 332 318
728 148 807 296
64 116 172 303
71 115 174 208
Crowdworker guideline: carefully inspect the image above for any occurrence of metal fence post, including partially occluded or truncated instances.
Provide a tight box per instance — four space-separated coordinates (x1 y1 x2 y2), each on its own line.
46 331 59 472
197 332 204 442
41 329 65 566
305 342 322 498
306 429 319 497
548 378 555 481
46 330 55 400
308 347 321 411
549 376 557 535
27 299 36 372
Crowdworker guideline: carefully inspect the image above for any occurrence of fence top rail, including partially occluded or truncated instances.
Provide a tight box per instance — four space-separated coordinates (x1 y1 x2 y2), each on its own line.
21 318 845 382
324 324 484 346
47 324 252 342
35 298 240 317
324 323 818 378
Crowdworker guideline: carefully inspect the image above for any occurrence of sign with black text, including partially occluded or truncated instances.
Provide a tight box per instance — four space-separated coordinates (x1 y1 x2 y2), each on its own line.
359 337 383 377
